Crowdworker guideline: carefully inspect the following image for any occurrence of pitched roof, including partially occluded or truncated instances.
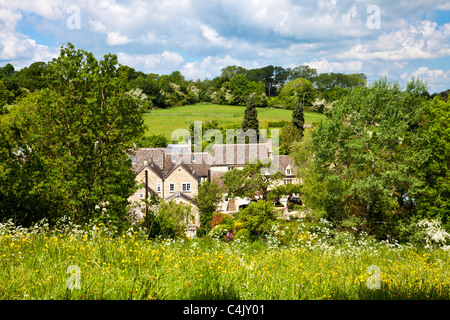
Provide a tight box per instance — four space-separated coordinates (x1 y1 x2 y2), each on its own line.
211 143 269 166
272 155 297 175
165 191 198 205
131 148 165 174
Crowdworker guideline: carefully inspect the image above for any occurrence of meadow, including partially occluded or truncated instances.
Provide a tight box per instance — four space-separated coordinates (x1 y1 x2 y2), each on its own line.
143 104 327 139
1 218 449 300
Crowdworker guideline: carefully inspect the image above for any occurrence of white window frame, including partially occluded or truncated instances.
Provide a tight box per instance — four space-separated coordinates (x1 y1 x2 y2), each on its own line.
169 183 175 192
182 182 191 192
139 193 144 199
157 183 161 193
285 168 292 175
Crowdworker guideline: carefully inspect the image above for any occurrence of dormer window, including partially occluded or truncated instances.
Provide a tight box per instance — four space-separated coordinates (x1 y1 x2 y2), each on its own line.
285 167 292 175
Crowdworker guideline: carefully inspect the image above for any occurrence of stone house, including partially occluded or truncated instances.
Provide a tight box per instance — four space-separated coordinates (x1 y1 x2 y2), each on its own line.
128 139 299 227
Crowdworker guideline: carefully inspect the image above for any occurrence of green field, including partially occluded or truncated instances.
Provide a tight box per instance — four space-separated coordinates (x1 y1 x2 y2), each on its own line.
143 104 327 139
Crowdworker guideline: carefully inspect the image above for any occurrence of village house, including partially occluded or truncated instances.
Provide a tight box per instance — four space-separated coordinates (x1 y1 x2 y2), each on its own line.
128 138 299 227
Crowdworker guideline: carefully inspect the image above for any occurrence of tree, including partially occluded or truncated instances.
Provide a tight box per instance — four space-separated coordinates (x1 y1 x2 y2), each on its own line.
292 78 430 233
292 98 305 139
279 122 301 155
278 78 316 109
268 183 303 209
0 43 146 227
193 180 224 230
223 160 284 202
241 93 259 131
412 97 450 228
234 200 276 236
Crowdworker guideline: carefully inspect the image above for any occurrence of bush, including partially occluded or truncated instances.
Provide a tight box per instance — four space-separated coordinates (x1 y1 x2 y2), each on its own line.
235 228 251 242
210 213 234 229
234 201 276 236
209 224 230 240
147 201 192 239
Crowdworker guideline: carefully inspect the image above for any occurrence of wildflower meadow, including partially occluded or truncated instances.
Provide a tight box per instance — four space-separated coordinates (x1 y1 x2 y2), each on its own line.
1 217 449 301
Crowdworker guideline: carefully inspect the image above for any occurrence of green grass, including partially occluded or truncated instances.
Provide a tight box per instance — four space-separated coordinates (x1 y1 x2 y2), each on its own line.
143 104 327 139
1 223 449 300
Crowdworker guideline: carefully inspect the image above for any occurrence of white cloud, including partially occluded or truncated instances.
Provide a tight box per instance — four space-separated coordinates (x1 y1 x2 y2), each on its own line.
181 55 250 80
200 24 231 48
304 57 364 74
337 20 450 61
411 66 450 82
117 51 185 74
106 32 132 46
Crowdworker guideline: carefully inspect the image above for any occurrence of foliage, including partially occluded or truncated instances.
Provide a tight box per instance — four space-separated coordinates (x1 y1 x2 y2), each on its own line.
223 160 284 201
235 228 252 241
147 200 192 239
278 78 316 109
136 134 169 148
193 180 224 227
0 43 145 227
279 122 301 155
292 78 430 235
241 93 259 131
411 97 450 227
233 201 276 236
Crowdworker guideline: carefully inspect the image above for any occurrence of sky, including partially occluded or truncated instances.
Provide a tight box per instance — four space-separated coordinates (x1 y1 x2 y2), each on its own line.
1 0 450 93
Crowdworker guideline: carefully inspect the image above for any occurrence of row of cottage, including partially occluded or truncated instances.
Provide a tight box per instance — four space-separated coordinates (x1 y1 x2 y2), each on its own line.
128 139 298 226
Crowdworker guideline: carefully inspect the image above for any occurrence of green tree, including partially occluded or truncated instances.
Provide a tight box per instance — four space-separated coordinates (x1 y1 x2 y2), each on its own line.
278 78 316 109
0 43 146 227
193 180 224 230
223 160 283 201
292 98 305 139
241 93 259 131
412 97 450 228
293 78 429 233
234 200 276 236
279 122 301 155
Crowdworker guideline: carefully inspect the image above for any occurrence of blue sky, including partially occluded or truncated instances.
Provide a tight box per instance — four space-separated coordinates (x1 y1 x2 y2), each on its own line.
1 0 450 93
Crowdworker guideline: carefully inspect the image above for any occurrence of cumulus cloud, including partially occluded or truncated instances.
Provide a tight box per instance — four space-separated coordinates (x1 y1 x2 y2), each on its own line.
106 32 132 46
181 55 258 80
117 51 185 74
304 57 364 74
337 20 450 61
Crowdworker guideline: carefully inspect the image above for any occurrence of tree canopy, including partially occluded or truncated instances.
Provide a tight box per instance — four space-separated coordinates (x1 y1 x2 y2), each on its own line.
0 43 146 228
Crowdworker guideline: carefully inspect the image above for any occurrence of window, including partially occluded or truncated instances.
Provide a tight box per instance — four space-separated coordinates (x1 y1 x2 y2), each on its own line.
285 168 292 175
169 183 175 192
139 193 144 199
182 183 191 192
192 155 196 162
284 179 293 185
157 183 161 192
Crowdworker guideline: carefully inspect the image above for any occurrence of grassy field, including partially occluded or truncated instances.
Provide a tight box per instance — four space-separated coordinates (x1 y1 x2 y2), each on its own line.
143 104 327 139
1 220 449 300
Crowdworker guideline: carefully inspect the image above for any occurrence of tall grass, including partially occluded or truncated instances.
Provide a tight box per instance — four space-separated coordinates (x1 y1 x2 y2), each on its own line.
1 218 448 300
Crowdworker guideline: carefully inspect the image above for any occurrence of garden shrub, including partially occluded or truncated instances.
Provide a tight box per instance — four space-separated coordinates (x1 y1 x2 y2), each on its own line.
234 201 276 236
235 228 251 242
